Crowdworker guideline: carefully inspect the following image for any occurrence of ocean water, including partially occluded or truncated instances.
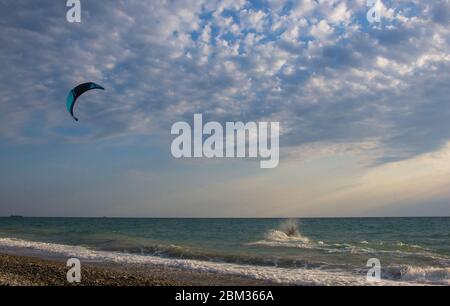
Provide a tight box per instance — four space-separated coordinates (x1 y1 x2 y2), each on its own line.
0 217 449 285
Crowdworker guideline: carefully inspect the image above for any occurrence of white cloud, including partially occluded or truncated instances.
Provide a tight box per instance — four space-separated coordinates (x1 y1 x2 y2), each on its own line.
0 0 449 165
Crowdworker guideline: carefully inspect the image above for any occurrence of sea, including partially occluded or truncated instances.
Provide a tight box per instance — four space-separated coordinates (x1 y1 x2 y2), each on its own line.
0 217 448 285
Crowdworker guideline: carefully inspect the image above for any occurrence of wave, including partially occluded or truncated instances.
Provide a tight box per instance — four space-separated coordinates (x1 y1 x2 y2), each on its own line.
394 241 427 250
247 219 314 249
0 237 431 286
244 223 450 276
247 223 375 255
265 229 310 243
401 266 449 284
247 222 441 261
383 266 450 285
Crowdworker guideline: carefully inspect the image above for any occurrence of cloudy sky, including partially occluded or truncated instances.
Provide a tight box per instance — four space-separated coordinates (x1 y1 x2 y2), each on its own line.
0 0 449 217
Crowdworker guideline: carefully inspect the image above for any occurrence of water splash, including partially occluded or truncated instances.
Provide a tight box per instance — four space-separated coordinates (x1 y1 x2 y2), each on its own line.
264 219 310 243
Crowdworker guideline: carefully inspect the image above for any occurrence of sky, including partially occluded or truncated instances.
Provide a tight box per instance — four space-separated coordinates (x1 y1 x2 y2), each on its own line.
0 0 449 217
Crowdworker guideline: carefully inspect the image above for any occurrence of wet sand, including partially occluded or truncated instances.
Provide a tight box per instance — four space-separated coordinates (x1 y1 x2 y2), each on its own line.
0 253 274 286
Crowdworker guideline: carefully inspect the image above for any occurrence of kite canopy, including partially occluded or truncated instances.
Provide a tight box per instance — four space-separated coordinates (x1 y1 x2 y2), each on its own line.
66 82 105 121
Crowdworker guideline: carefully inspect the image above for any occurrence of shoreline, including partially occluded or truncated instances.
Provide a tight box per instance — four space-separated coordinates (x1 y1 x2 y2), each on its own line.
0 252 275 286
0 234 445 286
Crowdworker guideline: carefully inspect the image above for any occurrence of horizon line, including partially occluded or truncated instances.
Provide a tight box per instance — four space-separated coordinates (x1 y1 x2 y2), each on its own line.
2 215 449 219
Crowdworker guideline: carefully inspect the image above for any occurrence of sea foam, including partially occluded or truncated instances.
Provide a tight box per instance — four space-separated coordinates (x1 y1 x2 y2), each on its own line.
0 237 438 286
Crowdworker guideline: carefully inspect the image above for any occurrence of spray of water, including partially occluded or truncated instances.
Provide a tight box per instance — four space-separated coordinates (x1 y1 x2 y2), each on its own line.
279 219 300 237
264 219 310 243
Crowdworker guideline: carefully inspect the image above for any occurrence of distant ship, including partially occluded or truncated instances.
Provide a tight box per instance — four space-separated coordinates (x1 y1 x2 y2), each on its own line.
9 215 24 218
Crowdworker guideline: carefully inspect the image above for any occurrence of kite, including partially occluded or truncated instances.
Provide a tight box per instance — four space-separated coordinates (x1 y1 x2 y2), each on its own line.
66 82 105 121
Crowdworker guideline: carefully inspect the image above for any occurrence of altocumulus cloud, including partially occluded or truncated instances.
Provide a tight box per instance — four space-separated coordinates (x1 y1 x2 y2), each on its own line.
0 0 449 163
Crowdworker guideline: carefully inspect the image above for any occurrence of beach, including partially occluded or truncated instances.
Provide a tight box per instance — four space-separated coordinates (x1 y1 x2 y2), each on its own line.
0 218 449 286
0 252 272 286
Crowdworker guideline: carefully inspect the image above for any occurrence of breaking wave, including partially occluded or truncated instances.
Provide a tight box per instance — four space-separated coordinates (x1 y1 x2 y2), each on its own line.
247 219 314 248
383 265 450 285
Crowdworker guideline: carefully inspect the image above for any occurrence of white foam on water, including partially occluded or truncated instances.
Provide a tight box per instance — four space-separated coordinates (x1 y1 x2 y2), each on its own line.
399 266 450 285
246 229 315 249
245 221 315 249
248 235 445 264
265 229 310 243
0 237 435 286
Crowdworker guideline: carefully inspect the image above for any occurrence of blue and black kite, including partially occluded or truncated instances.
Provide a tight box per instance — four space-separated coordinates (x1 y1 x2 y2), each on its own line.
66 82 105 121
